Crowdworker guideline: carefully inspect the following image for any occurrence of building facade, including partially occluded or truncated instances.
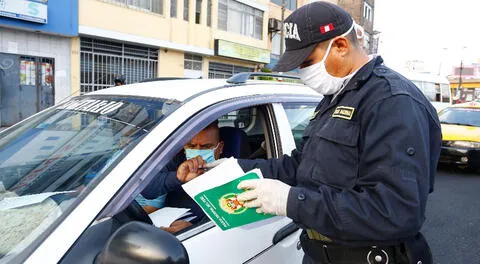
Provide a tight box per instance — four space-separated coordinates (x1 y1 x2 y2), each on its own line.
448 62 480 103
74 0 275 95
0 0 78 126
448 78 480 103
324 0 377 54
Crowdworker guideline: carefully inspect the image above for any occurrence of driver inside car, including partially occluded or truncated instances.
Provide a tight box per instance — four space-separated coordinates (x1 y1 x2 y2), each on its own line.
141 121 225 233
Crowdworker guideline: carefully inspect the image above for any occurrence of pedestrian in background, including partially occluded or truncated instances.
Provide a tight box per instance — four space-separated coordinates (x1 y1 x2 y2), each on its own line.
114 74 126 86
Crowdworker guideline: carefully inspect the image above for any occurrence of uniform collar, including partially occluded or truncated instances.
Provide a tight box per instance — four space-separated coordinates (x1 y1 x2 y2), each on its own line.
343 55 384 92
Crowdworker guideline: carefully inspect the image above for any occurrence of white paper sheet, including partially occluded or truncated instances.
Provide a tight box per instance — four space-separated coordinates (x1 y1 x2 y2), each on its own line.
0 191 75 211
149 207 191 228
182 157 246 197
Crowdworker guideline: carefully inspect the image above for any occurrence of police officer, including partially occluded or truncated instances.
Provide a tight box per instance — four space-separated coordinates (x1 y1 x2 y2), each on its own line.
233 2 441 264
114 74 126 86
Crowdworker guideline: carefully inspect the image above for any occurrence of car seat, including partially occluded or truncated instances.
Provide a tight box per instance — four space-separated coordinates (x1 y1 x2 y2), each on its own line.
219 126 252 159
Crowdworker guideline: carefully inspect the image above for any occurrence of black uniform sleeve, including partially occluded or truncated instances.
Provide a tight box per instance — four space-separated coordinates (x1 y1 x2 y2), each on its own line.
237 148 302 186
287 95 441 242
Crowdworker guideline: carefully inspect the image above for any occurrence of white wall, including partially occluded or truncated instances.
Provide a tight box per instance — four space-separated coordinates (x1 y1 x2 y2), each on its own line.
0 28 71 104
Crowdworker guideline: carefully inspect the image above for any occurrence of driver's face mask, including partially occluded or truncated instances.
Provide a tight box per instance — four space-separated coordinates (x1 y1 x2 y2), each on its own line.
185 143 220 163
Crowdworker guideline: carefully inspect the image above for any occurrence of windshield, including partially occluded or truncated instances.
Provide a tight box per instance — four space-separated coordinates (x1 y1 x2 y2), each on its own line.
0 95 178 261
439 107 480 127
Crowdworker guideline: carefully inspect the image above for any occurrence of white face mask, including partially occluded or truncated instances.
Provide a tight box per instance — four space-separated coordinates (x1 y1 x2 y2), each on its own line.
299 24 356 95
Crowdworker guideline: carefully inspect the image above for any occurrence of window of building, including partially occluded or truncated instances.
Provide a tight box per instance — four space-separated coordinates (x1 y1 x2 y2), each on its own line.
111 0 164 14
270 0 296 11
184 53 203 78
184 0 189 20
363 2 372 22
207 0 212 26
171 0 177 17
218 0 264 39
208 62 253 79
80 38 158 94
195 0 202 24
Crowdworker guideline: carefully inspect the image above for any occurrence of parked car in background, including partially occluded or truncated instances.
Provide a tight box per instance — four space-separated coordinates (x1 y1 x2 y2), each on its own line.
438 101 480 170
0 73 322 264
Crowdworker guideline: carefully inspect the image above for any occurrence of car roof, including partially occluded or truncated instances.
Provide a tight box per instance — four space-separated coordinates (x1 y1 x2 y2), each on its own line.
88 79 318 101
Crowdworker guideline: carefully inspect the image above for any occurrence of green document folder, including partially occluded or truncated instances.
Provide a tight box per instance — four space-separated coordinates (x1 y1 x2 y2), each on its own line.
193 171 274 231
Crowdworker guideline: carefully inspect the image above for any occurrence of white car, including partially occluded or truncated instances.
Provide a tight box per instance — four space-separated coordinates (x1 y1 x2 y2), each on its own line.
0 73 322 264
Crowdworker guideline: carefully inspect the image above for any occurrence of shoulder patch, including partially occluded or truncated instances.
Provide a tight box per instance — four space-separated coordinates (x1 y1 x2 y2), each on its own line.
332 106 355 120
309 110 320 120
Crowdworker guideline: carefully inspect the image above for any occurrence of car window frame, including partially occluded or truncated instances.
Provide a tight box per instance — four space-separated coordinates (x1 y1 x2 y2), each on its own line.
94 95 319 238
97 99 281 232
21 85 320 264
57 98 285 263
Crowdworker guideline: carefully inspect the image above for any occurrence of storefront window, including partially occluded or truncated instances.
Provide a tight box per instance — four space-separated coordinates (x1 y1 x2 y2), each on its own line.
80 38 158 93
184 53 203 78
0 53 55 126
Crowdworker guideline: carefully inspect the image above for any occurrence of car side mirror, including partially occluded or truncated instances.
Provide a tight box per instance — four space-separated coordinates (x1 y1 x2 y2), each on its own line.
96 221 189 264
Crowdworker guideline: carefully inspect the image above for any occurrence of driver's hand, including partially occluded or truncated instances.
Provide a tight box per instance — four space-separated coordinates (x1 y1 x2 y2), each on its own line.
161 220 192 234
177 156 206 183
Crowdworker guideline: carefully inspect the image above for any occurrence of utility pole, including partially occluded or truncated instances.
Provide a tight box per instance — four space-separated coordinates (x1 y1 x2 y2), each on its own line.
458 46 466 95
458 59 463 89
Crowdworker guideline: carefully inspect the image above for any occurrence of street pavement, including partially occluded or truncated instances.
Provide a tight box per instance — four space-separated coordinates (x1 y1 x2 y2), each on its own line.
422 165 480 263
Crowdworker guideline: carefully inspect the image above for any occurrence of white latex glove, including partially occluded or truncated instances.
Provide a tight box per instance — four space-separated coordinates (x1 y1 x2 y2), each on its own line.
237 179 291 216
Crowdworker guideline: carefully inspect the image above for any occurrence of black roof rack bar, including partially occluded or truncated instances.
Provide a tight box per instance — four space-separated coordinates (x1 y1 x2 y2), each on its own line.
226 72 300 84
140 77 201 83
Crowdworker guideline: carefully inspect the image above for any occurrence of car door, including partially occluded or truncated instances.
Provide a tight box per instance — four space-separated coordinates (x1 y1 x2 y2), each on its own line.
53 94 308 264
242 101 321 264
172 99 321 263
169 101 300 264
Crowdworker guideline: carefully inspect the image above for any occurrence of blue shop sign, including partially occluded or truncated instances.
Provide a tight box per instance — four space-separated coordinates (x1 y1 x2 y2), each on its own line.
0 0 47 24
0 0 78 36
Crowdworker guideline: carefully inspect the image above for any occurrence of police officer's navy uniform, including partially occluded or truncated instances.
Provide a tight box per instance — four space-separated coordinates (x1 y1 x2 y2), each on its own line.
240 54 441 263
237 3 441 262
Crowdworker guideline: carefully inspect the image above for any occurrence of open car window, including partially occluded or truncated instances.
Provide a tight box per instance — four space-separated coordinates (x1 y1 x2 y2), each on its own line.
282 103 318 149
0 95 178 261
126 104 278 237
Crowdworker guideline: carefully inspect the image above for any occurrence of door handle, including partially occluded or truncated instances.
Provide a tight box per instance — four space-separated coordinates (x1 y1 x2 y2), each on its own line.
272 221 299 245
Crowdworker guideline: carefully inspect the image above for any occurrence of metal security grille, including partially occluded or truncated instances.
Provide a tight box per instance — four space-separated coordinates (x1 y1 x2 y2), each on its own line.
80 38 159 94
208 62 253 79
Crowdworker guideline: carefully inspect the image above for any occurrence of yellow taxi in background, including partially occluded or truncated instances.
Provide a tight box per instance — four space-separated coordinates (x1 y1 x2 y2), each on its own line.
438 101 480 170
